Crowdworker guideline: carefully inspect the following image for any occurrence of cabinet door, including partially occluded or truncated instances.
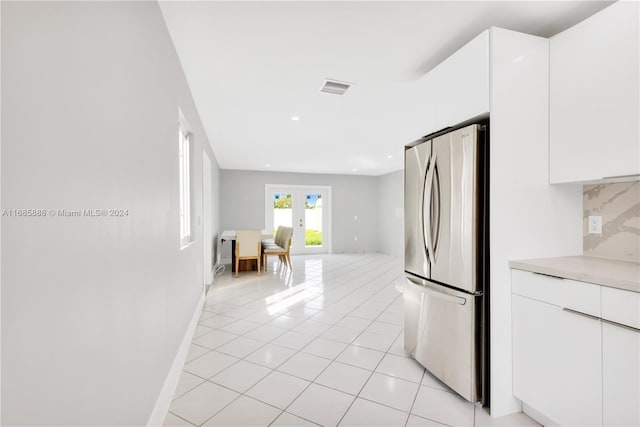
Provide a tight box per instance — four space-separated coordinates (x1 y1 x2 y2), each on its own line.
550 1 639 183
417 30 489 135
603 322 640 427
512 295 602 426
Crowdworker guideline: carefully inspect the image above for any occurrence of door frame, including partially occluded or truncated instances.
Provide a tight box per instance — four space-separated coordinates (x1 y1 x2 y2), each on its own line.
264 184 332 255
202 151 213 288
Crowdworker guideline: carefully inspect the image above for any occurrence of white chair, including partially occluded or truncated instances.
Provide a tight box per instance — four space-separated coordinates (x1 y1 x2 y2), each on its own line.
235 230 262 277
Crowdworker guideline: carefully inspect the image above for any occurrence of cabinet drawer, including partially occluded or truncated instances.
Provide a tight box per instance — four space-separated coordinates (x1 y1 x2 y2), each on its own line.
511 269 600 316
602 286 640 330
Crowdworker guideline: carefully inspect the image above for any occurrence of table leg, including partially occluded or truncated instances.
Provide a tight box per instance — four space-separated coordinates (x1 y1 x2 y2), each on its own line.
231 240 236 273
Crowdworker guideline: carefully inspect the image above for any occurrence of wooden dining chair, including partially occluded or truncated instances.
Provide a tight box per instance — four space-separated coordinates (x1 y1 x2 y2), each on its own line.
263 226 293 272
235 229 262 277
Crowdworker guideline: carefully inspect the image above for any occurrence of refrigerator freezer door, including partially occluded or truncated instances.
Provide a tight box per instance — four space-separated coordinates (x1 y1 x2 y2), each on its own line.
405 141 431 279
403 274 482 403
430 124 480 293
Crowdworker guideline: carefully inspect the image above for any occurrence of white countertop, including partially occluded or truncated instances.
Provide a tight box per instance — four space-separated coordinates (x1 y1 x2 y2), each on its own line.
510 255 640 293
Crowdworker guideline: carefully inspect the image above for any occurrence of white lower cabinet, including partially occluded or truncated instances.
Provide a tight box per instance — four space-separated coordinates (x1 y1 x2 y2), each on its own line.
512 269 640 427
512 294 602 426
602 322 640 427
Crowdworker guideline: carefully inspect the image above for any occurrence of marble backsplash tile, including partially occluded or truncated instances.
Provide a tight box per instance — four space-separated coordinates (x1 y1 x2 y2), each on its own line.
583 182 640 263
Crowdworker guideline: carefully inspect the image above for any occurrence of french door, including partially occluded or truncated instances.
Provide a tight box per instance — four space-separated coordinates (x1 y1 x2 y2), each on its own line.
265 185 331 255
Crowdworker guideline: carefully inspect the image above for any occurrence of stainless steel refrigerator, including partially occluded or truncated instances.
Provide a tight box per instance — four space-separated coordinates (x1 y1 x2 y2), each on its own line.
404 122 488 404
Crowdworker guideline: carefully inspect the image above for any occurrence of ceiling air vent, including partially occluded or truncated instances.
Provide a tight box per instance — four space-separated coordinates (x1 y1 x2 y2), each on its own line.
320 79 352 95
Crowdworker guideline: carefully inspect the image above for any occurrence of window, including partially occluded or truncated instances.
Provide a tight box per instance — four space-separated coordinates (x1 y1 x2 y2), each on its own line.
178 119 191 248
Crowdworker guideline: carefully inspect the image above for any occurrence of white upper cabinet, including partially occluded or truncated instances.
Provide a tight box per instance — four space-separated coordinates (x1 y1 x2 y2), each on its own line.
550 1 640 183
416 30 490 136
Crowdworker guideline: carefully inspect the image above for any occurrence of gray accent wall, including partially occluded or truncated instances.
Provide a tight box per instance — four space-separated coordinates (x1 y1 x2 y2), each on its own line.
377 170 404 259
1 2 220 424
219 169 405 260
583 182 640 262
220 170 380 255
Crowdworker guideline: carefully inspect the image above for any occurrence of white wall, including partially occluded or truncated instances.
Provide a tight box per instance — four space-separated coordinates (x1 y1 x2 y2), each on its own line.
220 170 379 255
377 170 404 259
0 3 3 422
1 2 220 425
489 27 582 416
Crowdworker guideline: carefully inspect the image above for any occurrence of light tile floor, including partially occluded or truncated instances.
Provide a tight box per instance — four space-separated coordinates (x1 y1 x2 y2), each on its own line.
166 253 540 427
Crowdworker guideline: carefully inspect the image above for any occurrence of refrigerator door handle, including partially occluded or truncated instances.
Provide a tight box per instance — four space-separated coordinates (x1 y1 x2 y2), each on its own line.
406 276 467 305
423 153 437 263
433 158 441 256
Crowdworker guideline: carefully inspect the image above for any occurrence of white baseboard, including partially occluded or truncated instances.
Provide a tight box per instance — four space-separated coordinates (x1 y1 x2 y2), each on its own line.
147 292 205 426
522 402 557 426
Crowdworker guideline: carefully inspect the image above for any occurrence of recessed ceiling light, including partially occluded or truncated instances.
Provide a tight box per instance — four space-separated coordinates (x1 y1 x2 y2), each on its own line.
291 116 300 121
265 164 271 168
387 155 393 159
352 168 358 172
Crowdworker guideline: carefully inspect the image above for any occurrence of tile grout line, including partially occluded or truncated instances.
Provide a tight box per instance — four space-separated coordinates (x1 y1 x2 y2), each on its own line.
171 255 409 426
266 266 402 425
405 369 428 427
332 292 407 426
180 265 391 425
175 341 445 418
166 410 198 427
196 267 402 358
264 276 393 424
203 259 394 323
334 328 404 426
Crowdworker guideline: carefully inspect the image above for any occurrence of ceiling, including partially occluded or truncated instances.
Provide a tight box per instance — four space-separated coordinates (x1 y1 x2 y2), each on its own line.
159 1 612 176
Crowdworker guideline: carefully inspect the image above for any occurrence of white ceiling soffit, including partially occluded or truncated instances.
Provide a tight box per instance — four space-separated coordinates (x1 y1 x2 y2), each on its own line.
159 1 612 176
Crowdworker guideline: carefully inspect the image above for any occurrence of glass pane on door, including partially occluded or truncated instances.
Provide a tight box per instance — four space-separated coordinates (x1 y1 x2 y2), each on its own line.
273 192 293 240
304 193 322 247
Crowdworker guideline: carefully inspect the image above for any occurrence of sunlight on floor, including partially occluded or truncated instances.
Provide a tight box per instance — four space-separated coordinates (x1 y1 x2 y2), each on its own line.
166 253 540 427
